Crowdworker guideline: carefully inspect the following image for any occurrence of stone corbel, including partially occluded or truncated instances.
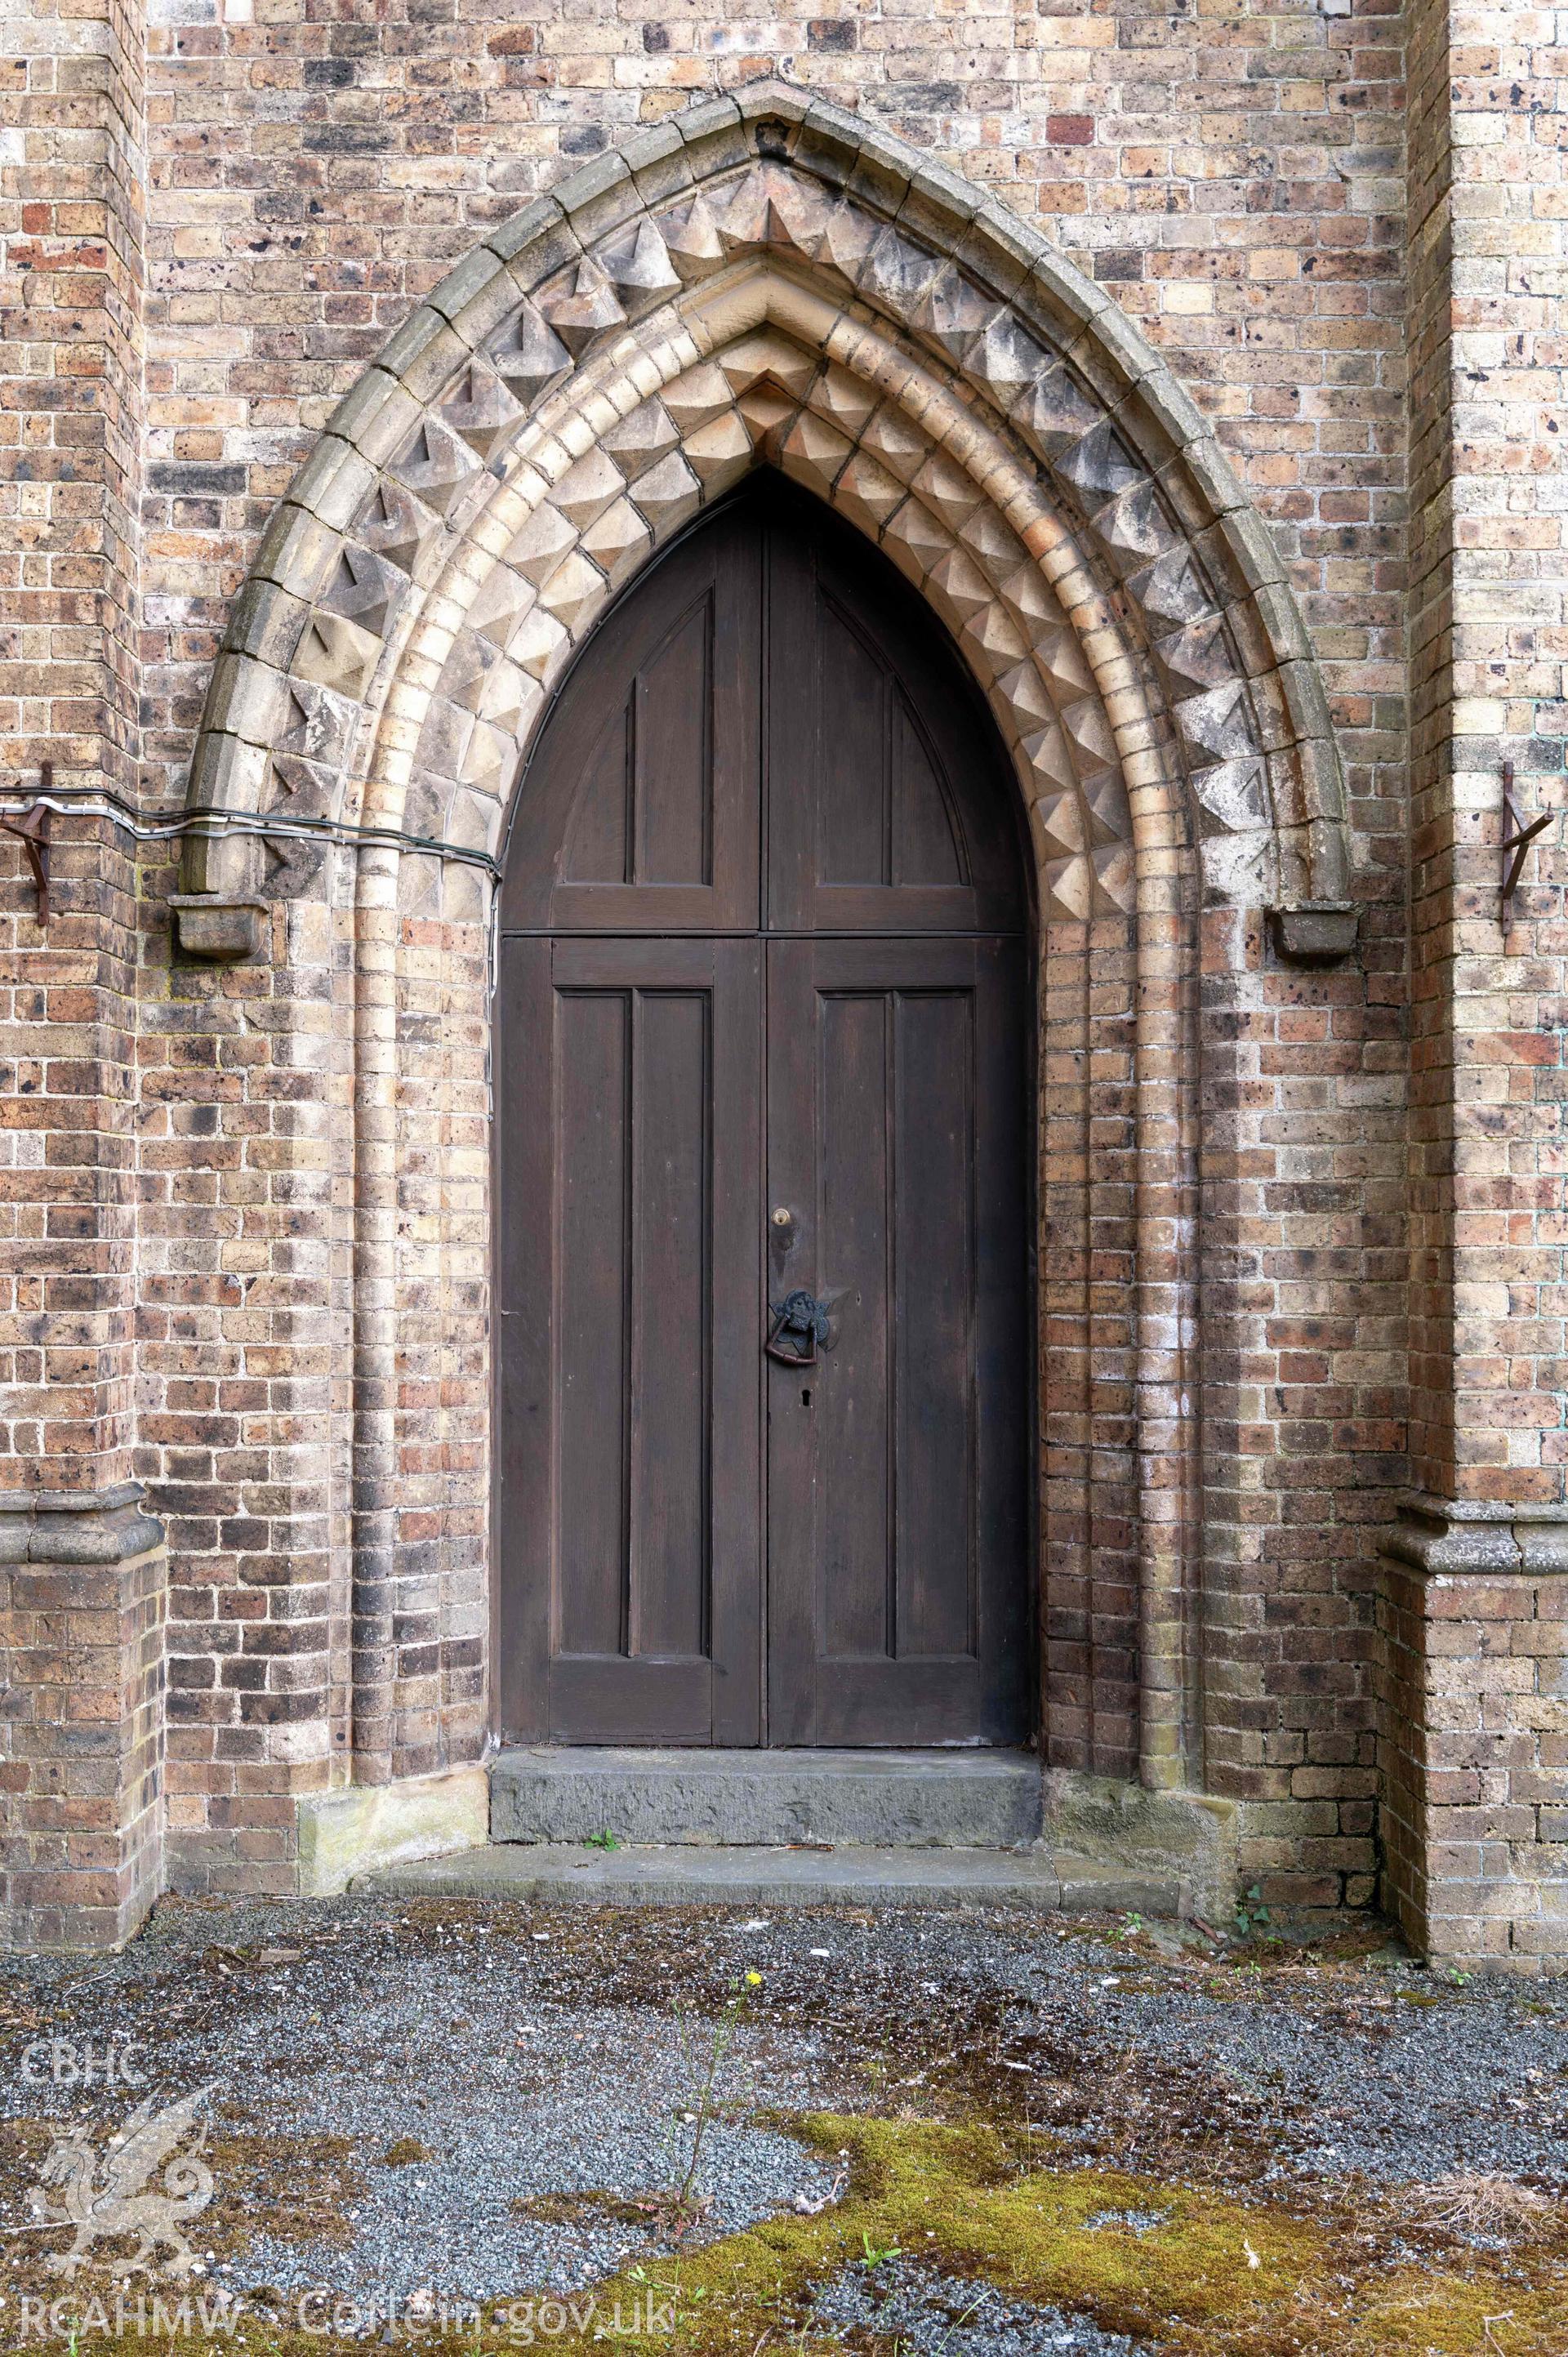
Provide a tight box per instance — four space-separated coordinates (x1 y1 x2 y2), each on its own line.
1268 901 1359 965
169 893 270 962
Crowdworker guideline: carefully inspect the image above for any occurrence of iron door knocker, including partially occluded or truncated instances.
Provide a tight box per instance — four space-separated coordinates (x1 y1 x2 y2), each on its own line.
765 1290 831 1367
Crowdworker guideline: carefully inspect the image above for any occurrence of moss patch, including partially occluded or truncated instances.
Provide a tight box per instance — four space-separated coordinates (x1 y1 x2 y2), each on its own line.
12 2109 1568 2355
1347 2273 1568 2356
519 2115 1568 2357
510 2187 662 2234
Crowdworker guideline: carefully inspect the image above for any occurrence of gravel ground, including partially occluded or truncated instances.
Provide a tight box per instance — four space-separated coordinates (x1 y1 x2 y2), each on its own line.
971 1926 1568 2187
0 1909 848 2308
1 1892 1566 2334
236 1998 844 2304
806 2257 1151 2355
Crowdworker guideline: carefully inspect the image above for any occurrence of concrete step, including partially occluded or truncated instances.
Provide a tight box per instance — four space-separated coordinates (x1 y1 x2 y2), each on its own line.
354 1841 1181 1915
490 1746 1043 1850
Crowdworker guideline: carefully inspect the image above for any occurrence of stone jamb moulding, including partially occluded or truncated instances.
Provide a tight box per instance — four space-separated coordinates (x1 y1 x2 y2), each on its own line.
164 82 1361 1894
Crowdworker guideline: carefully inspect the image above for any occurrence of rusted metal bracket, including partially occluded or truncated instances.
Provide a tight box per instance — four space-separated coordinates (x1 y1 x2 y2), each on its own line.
1501 760 1550 921
0 763 52 926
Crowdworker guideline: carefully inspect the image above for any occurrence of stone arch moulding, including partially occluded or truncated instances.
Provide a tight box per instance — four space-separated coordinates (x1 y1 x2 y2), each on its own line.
176 79 1355 965
161 81 1361 1840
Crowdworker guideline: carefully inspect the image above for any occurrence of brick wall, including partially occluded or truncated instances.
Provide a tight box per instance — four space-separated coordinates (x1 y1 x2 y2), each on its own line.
122 0 1410 1915
0 0 158 1942
2 0 148 1485
16 0 1568 1959
0 1491 165 1949
1378 2 1568 1965
1382 1534 1568 1967
1418 1 1568 1511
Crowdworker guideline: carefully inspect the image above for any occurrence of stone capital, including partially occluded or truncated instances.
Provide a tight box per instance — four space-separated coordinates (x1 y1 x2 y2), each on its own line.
1382 1493 1568 1578
0 1485 167 1566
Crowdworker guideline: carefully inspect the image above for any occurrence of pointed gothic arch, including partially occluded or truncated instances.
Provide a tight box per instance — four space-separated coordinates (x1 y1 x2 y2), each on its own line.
178 81 1351 937
168 83 1356 1817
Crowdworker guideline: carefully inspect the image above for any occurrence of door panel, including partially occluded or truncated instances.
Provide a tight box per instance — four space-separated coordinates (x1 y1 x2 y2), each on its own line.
497 935 762 1742
893 986 978 1659
766 516 1023 935
765 937 1030 1746
501 509 761 932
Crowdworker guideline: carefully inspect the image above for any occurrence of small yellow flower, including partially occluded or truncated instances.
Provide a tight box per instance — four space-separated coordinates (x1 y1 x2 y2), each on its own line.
745 1971 763 1986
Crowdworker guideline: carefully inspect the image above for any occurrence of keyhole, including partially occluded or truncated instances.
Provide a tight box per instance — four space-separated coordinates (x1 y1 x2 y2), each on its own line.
801 1387 812 1407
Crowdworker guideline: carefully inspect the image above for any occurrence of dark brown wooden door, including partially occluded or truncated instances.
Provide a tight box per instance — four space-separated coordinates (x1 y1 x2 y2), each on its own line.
496 936 762 1743
497 479 1030 1746
764 938 1028 1744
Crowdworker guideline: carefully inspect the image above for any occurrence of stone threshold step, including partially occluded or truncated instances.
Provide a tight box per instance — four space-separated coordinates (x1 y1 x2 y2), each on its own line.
355 1842 1180 1915
490 1746 1043 1850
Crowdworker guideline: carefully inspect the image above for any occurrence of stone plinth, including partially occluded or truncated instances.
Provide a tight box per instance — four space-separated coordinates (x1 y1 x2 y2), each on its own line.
1380 1499 1568 1972
0 1490 168 1951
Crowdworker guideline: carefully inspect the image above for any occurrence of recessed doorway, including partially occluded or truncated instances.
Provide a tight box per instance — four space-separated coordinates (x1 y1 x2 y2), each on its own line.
495 479 1032 1747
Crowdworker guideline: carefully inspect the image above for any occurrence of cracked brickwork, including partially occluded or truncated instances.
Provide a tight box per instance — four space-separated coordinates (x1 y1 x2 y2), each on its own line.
0 1 1562 1967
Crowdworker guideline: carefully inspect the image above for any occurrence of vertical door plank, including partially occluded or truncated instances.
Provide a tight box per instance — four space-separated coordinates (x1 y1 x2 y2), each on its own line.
710 940 764 1744
764 935 817 1744
555 987 632 1657
633 599 711 887
562 698 630 884
763 513 817 930
892 703 964 889
817 600 889 889
972 936 1031 1731
496 937 553 1740
817 989 893 1658
628 987 710 1659
893 987 977 1660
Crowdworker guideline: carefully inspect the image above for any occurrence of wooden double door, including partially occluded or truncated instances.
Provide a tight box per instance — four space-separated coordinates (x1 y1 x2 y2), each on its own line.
497 482 1031 1748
